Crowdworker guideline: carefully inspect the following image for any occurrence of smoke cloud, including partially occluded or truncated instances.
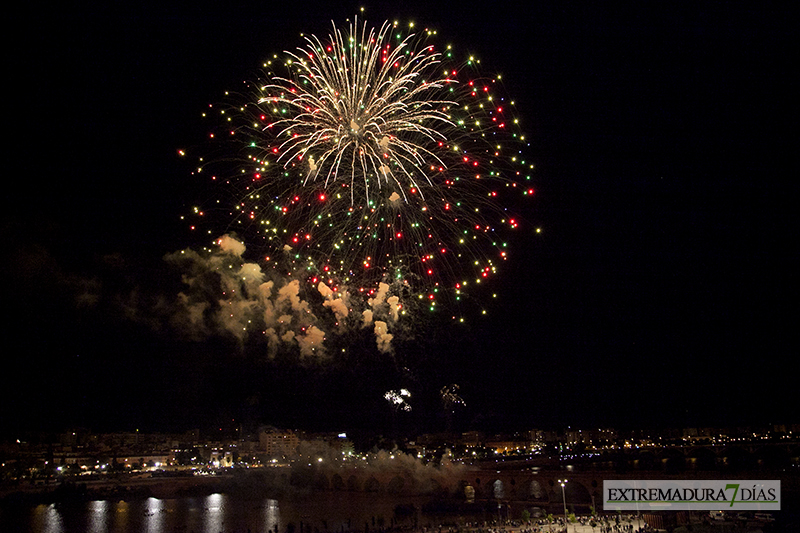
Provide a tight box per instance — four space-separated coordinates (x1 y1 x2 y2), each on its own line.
364 282 402 353
374 320 393 354
291 440 466 496
164 235 407 359
217 235 246 256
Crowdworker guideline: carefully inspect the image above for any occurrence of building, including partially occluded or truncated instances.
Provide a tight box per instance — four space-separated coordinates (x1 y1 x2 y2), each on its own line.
258 427 299 460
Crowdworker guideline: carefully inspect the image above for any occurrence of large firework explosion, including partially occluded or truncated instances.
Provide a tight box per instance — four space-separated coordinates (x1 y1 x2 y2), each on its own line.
177 17 534 356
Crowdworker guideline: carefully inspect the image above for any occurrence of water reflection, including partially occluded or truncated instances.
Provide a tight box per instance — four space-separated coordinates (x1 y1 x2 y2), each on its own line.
10 492 430 533
145 497 164 533
33 503 63 533
204 493 223 533
114 500 130 531
266 498 281 531
87 499 108 533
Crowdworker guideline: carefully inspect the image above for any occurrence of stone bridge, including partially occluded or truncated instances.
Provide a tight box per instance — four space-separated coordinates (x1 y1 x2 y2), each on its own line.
288 465 614 514
289 441 799 515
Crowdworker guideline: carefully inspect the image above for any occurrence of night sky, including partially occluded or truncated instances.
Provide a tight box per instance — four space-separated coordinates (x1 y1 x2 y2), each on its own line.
4 2 796 438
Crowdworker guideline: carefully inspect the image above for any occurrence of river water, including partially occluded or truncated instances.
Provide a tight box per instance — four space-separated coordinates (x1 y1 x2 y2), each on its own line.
0 492 436 533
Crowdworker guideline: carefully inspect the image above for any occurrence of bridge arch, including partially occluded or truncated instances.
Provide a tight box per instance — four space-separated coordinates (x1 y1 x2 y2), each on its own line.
386 475 405 493
314 472 330 490
364 475 380 492
687 447 717 470
564 480 592 510
347 474 360 491
721 445 756 469
492 479 505 499
527 479 547 501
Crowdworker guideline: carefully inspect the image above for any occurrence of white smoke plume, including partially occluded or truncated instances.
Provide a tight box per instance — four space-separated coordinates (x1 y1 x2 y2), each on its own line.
374 320 393 354
296 325 325 358
386 295 400 322
217 234 246 256
317 281 349 326
364 282 402 353
362 309 374 327
368 282 390 308
290 440 465 495
164 235 407 358
164 236 327 357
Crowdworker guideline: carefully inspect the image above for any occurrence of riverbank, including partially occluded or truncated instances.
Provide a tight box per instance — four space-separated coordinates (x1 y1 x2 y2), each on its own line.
1 471 269 504
2 468 795 532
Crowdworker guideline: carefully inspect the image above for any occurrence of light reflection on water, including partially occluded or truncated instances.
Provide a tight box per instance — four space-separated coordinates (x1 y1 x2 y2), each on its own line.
5 492 422 532
264 498 280 532
205 492 223 532
87 499 108 532
15 493 284 533
145 497 163 533
32 503 63 533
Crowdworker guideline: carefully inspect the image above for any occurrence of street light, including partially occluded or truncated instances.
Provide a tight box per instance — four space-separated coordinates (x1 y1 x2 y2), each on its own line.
558 479 568 524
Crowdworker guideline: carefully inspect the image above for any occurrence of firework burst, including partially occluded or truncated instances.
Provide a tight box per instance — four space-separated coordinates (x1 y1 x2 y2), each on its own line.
180 17 534 353
267 20 455 204
384 388 412 412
